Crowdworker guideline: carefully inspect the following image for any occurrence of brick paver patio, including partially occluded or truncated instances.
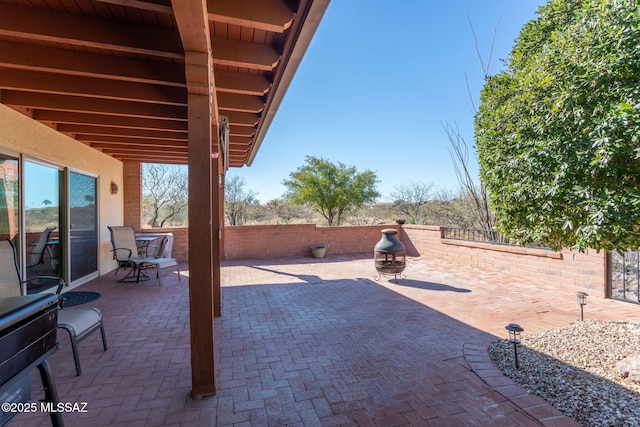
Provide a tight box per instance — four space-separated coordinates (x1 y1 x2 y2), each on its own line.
15 254 640 426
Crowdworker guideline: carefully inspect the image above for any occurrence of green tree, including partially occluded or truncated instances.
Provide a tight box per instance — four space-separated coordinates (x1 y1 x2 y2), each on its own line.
283 156 380 226
475 0 640 251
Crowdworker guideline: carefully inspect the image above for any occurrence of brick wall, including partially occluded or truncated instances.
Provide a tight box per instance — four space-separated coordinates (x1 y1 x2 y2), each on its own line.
223 224 398 260
123 161 142 230
131 221 609 298
401 225 608 297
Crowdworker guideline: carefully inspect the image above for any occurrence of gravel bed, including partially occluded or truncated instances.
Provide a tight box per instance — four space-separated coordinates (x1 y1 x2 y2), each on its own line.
488 319 640 427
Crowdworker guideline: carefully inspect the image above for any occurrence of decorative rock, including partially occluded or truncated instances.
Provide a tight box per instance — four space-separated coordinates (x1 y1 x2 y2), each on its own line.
488 319 640 427
615 355 640 383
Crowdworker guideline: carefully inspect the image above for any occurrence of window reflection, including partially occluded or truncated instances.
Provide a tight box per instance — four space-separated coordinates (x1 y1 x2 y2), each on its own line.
0 155 19 244
24 161 61 288
70 172 97 282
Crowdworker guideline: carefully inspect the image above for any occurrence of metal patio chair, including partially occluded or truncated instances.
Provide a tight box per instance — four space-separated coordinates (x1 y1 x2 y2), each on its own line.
25 227 55 272
0 240 107 376
145 235 181 286
108 226 180 285
107 225 154 282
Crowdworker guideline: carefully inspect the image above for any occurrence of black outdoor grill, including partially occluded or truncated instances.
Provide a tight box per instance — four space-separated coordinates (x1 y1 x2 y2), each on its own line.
0 293 63 427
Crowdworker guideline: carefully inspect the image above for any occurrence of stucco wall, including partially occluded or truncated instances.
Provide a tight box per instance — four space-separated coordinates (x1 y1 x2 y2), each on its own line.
0 104 123 275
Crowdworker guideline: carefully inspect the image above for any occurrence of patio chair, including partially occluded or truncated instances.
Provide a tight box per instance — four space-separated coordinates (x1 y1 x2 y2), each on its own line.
108 226 180 285
26 227 55 272
145 235 181 286
108 225 154 282
0 239 108 376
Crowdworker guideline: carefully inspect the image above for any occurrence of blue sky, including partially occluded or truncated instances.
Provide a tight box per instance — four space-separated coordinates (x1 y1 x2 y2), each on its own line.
231 1 547 203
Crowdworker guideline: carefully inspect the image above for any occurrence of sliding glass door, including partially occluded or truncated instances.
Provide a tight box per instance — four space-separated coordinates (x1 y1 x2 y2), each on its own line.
23 161 98 290
69 171 98 283
24 160 62 289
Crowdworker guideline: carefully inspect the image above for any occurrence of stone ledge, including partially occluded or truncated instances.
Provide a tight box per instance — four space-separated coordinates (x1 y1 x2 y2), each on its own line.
442 238 563 259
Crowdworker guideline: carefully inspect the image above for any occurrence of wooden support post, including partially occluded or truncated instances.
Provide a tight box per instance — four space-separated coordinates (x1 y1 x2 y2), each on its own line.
187 92 216 398
212 150 221 318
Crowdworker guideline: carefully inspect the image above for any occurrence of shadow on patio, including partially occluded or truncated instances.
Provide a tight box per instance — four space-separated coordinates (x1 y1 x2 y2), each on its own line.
16 255 640 426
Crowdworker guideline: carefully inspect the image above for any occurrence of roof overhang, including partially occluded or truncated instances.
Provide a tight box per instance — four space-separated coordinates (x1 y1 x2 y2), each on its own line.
0 0 330 168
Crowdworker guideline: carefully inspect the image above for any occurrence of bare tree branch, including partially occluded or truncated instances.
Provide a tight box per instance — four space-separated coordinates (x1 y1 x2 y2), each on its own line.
142 164 188 228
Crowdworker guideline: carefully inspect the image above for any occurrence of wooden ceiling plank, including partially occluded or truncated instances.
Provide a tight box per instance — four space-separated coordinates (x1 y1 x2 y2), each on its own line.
2 91 187 120
0 41 185 87
0 2 183 59
212 38 280 71
216 92 263 113
0 68 187 106
207 0 294 33
33 110 188 131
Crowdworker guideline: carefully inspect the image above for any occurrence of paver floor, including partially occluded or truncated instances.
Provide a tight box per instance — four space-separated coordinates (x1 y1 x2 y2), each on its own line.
14 254 640 426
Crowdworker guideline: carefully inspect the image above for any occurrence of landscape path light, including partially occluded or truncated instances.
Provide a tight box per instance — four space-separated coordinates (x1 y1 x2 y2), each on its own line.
576 292 588 321
505 323 524 369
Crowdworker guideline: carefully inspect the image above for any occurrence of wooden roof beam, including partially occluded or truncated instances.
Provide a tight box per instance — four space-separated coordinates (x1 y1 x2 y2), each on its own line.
229 136 254 144
33 111 188 132
57 124 186 141
228 149 252 155
172 0 212 87
94 0 174 14
215 70 271 96
216 93 263 113
0 68 186 106
81 139 188 152
96 147 187 156
220 110 259 127
212 38 280 71
77 134 187 146
0 3 183 59
207 0 294 33
229 126 256 137
110 154 187 163
0 41 185 87
2 91 187 120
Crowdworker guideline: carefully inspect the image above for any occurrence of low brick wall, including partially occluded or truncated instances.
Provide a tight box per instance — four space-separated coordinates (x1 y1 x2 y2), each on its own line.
140 224 397 262
140 224 608 298
401 225 607 297
223 224 398 260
